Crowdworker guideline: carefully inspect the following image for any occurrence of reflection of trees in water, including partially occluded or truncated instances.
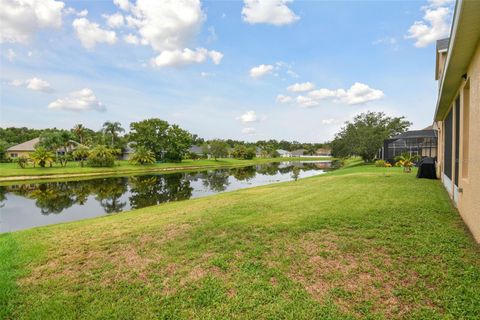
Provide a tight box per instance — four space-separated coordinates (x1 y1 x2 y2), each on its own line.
92 178 128 214
201 169 230 192
128 173 193 209
256 163 280 176
0 186 6 208
230 166 257 181
30 183 76 215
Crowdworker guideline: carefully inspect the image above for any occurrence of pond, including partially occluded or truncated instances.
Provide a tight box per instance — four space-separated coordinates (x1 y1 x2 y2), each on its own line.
0 161 336 232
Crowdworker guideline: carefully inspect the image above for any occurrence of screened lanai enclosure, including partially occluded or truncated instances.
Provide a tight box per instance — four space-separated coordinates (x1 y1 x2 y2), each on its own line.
379 127 438 163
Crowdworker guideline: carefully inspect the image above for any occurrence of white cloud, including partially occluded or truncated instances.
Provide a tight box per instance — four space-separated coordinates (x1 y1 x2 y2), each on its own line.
73 17 117 49
113 0 223 68
287 82 315 92
242 0 299 26
283 82 384 108
296 95 319 108
124 33 140 45
123 0 204 52
249 64 274 78
335 82 384 105
103 12 125 28
77 9 88 17
151 48 223 68
308 88 337 100
10 77 54 93
276 94 293 104
321 118 341 125
48 88 105 112
0 0 64 43
114 0 131 11
242 127 256 135
238 110 258 123
406 0 453 48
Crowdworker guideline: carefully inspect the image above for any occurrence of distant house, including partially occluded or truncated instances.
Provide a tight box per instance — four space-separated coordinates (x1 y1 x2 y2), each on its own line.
379 127 438 163
189 145 205 157
291 149 307 157
121 142 135 160
255 147 263 157
6 138 40 158
6 137 78 158
315 147 332 157
276 149 292 158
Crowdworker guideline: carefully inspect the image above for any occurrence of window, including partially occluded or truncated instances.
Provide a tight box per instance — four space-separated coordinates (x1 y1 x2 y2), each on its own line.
10 153 18 158
462 79 470 178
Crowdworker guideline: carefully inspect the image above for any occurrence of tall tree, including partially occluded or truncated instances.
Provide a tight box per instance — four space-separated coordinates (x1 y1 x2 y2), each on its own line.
164 125 192 162
102 121 125 147
129 118 170 161
331 111 411 162
209 140 229 161
72 124 86 144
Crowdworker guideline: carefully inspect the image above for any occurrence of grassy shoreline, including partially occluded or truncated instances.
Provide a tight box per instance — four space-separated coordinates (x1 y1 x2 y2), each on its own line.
1 164 479 319
0 157 332 183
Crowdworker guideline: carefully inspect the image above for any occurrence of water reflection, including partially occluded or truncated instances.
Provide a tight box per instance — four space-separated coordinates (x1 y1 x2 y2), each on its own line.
0 161 336 232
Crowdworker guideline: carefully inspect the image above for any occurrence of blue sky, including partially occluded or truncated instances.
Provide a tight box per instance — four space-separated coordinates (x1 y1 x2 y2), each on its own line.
0 0 454 142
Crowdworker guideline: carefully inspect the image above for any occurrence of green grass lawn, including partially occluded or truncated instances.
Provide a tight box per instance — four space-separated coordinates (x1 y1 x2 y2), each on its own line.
0 157 331 180
1 164 479 319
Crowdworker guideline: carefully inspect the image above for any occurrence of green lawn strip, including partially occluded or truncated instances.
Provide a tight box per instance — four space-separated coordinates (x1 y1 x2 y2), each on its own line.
0 157 333 181
1 165 479 319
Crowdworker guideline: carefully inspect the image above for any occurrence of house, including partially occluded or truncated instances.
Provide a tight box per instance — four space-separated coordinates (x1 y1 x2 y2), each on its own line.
6 137 79 159
189 145 205 157
315 147 332 157
379 127 438 163
276 149 292 158
291 149 308 157
6 138 40 158
433 0 480 242
121 142 135 160
255 147 263 157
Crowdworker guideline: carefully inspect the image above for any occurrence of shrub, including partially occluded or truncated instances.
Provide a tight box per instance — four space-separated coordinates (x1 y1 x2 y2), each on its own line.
231 145 256 160
87 145 115 167
374 160 386 167
72 146 90 167
130 146 155 165
30 147 54 168
14 156 29 168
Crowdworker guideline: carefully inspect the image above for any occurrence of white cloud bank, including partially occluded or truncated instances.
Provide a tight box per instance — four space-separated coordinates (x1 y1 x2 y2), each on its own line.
406 0 453 48
249 64 274 78
103 12 125 28
279 82 384 108
113 0 223 68
73 18 117 49
10 77 54 93
48 88 106 112
0 0 64 43
242 0 299 26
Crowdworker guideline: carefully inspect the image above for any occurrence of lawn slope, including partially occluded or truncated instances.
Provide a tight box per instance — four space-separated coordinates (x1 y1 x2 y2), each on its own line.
1 165 479 319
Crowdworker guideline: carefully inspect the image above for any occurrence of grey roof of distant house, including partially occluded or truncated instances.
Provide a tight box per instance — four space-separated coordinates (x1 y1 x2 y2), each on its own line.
189 145 203 154
436 38 449 51
6 138 40 151
291 149 307 155
276 149 290 155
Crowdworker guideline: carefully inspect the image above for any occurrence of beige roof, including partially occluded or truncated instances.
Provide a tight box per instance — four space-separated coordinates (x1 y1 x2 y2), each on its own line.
7 138 40 152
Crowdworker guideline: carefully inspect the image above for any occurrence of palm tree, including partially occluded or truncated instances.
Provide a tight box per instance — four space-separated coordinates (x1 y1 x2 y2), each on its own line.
130 146 155 165
102 121 125 147
30 147 55 168
72 124 86 144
